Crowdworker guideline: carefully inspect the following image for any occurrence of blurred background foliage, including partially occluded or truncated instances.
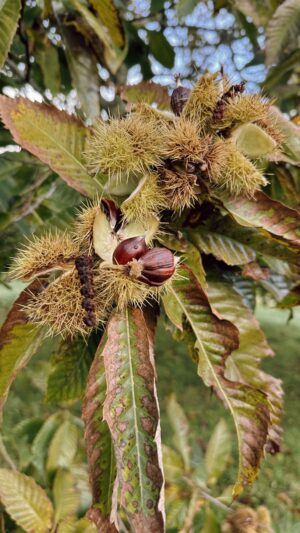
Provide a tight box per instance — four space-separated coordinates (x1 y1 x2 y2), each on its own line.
0 0 300 531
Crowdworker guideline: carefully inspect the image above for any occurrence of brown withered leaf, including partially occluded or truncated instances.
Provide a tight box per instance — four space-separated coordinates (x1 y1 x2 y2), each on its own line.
241 262 271 281
82 333 118 532
0 280 46 422
119 81 171 111
103 308 165 532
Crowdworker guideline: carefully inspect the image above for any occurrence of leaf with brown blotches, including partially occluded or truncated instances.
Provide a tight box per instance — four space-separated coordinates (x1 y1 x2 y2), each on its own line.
207 280 283 456
163 266 271 496
82 333 118 532
102 308 165 532
0 280 46 424
224 191 300 248
119 81 171 111
0 96 102 197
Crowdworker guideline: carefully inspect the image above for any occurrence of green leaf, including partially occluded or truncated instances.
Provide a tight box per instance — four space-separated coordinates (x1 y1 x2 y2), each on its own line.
46 338 93 403
150 0 165 14
102 308 165 531
119 81 171 111
53 469 80 524
60 26 100 122
82 333 117 533
206 214 300 266
190 226 256 266
162 445 184 483
0 96 102 197
0 0 21 69
204 419 231 486
265 0 300 65
223 191 300 247
163 266 271 495
0 281 45 424
47 419 79 472
207 280 283 454
148 30 175 69
0 469 54 533
69 0 126 74
166 394 191 471
176 0 198 19
35 43 61 95
31 413 64 479
57 517 97 532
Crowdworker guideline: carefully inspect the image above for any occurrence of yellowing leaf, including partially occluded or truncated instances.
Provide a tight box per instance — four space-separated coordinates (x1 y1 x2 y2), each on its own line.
102 308 165 531
0 469 54 533
70 0 126 74
0 96 102 197
53 469 80 524
163 266 271 495
204 419 232 486
47 420 79 472
265 0 300 65
231 123 276 158
88 0 125 49
166 394 191 471
0 0 21 69
0 281 45 424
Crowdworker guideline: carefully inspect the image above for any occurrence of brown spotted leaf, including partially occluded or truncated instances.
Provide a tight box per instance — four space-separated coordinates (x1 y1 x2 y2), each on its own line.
207 280 283 455
0 281 46 423
119 82 171 111
163 266 271 496
103 308 165 532
82 333 118 532
0 97 102 197
223 191 300 247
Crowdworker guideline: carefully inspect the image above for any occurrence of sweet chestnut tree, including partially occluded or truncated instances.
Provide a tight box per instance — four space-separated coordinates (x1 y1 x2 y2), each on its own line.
0 0 300 532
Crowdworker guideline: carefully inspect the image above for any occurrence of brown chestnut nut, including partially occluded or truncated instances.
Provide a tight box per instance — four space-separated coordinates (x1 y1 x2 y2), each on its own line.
171 84 191 116
137 248 175 286
113 236 148 265
101 199 123 231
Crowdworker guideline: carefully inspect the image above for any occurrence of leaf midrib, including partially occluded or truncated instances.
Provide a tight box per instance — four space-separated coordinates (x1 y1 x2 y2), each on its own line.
125 308 145 508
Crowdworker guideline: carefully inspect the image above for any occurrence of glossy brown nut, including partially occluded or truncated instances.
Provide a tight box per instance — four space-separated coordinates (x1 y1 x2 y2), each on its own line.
138 247 175 286
113 236 148 265
101 199 123 230
170 86 191 116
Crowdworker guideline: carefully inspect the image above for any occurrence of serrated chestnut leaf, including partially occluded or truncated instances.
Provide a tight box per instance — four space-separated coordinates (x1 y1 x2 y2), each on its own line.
113 236 148 265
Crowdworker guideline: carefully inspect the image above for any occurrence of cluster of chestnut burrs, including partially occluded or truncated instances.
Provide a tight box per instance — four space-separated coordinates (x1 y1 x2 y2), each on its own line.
10 71 283 338
11 198 176 337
